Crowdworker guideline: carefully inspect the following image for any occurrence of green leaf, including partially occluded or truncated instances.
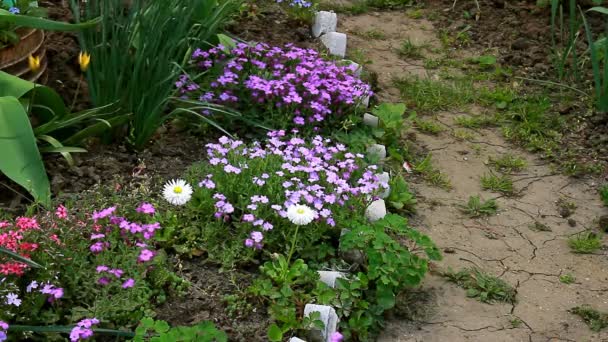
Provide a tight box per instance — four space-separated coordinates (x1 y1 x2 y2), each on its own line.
475 55 497 66
0 96 50 207
8 325 134 338
0 9 101 31
0 246 43 268
588 6 608 15
376 286 396 310
217 33 236 52
267 324 283 342
153 320 170 334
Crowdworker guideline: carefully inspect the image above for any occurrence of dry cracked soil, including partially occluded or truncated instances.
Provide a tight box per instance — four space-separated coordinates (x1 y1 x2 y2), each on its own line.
337 9 608 342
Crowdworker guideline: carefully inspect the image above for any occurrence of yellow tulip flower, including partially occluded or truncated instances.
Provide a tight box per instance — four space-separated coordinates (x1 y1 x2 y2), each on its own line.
78 51 91 72
28 55 41 73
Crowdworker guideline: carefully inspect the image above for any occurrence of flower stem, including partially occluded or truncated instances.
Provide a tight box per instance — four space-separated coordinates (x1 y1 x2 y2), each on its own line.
286 225 300 266
70 74 83 112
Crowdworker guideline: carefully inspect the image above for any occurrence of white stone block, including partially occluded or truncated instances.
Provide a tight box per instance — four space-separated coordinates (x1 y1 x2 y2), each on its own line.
361 94 370 107
303 304 339 342
366 144 386 160
320 32 347 58
362 113 379 127
317 271 347 288
290 338 307 342
377 172 390 199
366 199 387 222
343 60 362 77
312 11 337 38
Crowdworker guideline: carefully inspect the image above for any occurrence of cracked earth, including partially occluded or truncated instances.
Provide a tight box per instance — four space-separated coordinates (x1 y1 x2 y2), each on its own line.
336 9 608 342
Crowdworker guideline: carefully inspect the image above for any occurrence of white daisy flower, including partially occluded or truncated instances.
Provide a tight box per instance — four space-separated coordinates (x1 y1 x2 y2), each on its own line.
163 179 193 206
286 204 316 226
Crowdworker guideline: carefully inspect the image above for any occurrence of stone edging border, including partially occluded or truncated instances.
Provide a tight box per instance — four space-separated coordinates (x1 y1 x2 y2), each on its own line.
290 10 390 342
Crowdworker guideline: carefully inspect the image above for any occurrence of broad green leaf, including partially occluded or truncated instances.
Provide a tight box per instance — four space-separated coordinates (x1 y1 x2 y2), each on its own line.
267 324 283 342
0 97 50 207
0 71 66 121
0 9 101 31
476 55 497 66
376 286 396 310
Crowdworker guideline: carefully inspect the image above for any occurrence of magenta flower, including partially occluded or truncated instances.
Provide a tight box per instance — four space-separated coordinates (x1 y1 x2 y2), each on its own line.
122 278 135 288
55 205 68 219
136 203 156 215
330 332 343 342
138 249 155 262
91 206 116 221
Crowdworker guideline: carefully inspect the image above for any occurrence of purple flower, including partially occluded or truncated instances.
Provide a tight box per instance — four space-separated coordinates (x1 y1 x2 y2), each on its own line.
8 7 20 14
92 206 116 221
5 293 21 307
122 278 135 288
138 249 155 262
136 202 156 215
98 277 110 286
330 332 343 342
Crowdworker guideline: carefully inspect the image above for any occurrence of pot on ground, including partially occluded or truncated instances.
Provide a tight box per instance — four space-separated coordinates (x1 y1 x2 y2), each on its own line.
0 28 47 82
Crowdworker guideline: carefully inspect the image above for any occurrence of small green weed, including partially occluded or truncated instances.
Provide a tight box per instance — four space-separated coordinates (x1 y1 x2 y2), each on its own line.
319 0 369 14
393 77 474 112
348 48 373 66
397 38 425 59
480 173 514 194
443 268 516 304
509 316 523 328
570 305 608 332
488 154 527 173
559 273 576 284
406 8 423 19
600 184 608 206
423 58 442 69
568 232 602 254
529 221 552 232
454 115 494 129
460 195 498 218
362 28 386 40
452 129 475 141
414 118 444 135
414 154 452 190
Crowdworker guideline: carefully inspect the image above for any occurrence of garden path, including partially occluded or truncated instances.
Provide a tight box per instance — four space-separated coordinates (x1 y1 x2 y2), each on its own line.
339 10 608 342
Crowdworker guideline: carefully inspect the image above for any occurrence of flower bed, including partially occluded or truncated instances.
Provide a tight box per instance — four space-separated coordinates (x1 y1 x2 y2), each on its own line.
176 43 372 132
0 204 187 340
160 131 388 267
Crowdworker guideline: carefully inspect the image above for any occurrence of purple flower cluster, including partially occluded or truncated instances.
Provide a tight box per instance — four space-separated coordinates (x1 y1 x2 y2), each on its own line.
201 131 388 248
88 204 159 288
276 0 312 7
177 43 372 129
69 318 99 342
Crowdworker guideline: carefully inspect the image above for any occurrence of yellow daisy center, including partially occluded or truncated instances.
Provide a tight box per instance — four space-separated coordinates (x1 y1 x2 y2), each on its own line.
297 208 305 214
173 186 183 194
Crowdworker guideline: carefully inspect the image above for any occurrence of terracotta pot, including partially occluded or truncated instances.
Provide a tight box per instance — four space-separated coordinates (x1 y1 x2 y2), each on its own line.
0 28 47 82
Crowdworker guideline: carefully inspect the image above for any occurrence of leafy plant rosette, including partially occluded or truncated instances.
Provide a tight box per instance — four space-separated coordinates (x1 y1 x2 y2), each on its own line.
175 42 372 134
159 131 388 266
0 203 185 340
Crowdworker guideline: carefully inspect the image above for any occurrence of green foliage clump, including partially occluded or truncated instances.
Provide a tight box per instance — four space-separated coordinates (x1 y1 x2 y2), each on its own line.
337 214 441 340
488 154 527 173
570 305 608 332
461 195 498 218
568 232 602 254
386 174 417 213
480 173 514 194
443 268 516 304
600 184 608 206
131 318 227 341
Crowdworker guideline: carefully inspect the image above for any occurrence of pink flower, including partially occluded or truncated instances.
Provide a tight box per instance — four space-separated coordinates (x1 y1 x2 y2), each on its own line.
55 205 68 219
330 332 343 342
138 249 155 262
122 278 135 288
136 203 155 215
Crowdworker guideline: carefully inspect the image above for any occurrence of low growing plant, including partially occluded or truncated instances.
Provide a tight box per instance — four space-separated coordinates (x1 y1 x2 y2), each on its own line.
130 317 227 341
177 43 371 133
0 203 185 340
159 132 388 267
600 184 608 206
461 195 498 218
443 268 516 304
480 173 514 194
568 232 602 253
